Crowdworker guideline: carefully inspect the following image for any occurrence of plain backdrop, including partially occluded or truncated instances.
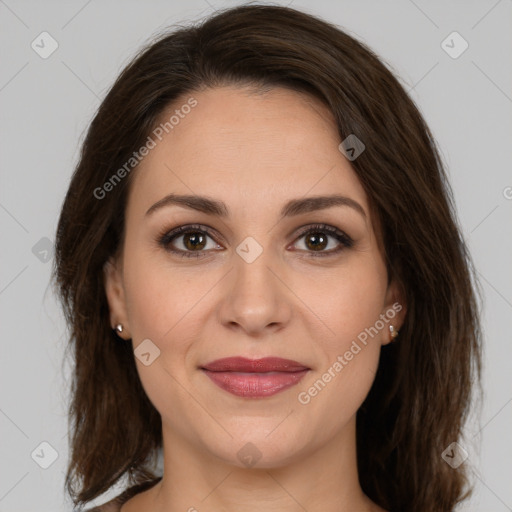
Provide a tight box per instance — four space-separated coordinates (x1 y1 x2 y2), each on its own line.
1 0 511 511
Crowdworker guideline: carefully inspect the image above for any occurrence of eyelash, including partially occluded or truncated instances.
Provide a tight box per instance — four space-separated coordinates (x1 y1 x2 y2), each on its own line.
157 223 354 259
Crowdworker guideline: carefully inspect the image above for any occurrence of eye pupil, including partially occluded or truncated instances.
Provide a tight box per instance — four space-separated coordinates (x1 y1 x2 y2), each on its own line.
306 232 327 251
184 232 206 250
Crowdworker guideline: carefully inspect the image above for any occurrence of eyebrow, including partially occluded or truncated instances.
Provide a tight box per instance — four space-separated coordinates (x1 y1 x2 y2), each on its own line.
145 193 366 219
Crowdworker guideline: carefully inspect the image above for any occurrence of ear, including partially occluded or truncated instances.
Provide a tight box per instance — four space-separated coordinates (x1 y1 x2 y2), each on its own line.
381 279 407 346
103 257 131 339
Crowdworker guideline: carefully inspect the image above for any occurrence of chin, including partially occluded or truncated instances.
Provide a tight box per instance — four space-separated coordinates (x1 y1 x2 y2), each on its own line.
199 422 312 470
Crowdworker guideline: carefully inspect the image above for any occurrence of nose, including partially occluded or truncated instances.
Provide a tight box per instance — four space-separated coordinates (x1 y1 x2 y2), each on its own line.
217 244 292 337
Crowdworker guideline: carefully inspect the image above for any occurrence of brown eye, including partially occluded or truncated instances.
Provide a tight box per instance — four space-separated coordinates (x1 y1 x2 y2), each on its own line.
182 232 207 251
158 224 222 258
291 224 353 257
304 232 328 251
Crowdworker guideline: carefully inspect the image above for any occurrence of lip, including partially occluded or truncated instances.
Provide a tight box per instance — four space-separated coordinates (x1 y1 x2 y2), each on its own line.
201 357 310 398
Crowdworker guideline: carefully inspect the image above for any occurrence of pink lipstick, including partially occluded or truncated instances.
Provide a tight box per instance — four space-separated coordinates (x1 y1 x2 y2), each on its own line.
201 357 309 398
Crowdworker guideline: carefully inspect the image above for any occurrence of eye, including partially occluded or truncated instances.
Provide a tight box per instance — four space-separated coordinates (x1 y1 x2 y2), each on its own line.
158 224 222 258
290 223 353 257
157 222 353 259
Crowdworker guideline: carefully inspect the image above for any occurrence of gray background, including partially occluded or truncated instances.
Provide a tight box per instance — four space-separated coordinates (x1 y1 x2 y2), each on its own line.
1 0 511 510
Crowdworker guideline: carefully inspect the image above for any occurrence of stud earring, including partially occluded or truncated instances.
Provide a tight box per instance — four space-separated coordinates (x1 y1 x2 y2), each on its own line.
389 324 399 341
115 324 124 334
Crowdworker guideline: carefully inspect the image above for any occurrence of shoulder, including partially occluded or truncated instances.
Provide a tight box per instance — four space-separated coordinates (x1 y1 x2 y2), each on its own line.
84 497 122 512
82 477 162 512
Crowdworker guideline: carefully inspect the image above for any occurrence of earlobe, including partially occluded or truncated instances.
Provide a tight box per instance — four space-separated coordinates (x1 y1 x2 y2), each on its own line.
382 280 407 345
103 258 130 339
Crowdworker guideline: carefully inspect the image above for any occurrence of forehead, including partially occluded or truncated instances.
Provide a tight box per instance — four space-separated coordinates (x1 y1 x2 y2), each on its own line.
127 85 369 218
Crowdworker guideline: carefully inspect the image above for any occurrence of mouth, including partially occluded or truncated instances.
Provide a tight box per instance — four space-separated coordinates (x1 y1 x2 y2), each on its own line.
200 357 310 398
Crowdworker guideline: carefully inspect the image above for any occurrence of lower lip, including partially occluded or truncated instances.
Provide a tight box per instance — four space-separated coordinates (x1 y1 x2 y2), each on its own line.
202 369 309 398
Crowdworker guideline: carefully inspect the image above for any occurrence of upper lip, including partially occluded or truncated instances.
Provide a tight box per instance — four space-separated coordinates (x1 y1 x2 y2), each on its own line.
201 357 309 373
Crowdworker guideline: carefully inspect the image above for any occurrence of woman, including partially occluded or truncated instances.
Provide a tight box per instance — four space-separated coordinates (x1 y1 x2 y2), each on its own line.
54 4 482 512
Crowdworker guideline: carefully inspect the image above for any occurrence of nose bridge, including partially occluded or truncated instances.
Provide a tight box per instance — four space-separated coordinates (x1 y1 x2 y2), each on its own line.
233 234 279 305
220 234 291 334
235 239 273 292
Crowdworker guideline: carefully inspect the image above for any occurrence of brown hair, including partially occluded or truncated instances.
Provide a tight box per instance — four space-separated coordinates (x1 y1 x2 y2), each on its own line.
54 4 482 511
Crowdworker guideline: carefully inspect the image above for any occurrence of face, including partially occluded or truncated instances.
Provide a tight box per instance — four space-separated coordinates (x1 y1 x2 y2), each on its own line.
105 85 405 468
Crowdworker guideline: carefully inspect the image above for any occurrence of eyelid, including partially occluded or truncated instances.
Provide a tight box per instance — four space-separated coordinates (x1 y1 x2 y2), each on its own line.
292 223 347 239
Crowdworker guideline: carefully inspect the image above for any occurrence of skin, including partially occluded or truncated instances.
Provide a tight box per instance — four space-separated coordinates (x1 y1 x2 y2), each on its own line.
104 85 405 512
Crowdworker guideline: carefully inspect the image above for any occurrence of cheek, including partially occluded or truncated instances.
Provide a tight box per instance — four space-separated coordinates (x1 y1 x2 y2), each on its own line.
294 257 387 411
123 247 209 340
304 257 388 352
121 251 210 425
296 300 385 437
122 250 220 389
341 277 387 344
124 267 175 340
